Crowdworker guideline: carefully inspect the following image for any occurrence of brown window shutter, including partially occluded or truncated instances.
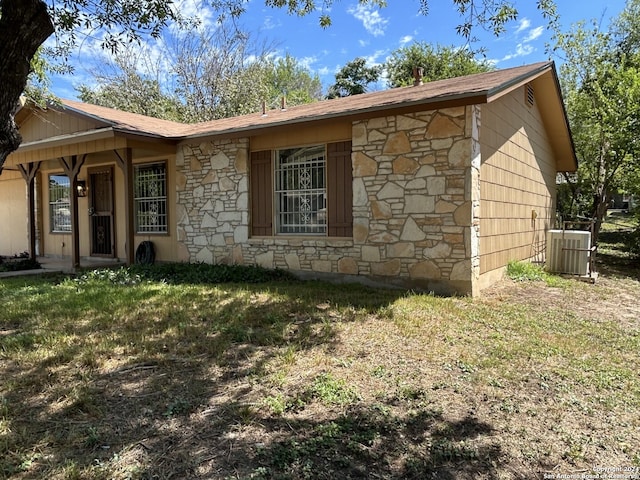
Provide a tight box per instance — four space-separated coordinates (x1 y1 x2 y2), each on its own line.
250 150 273 236
326 141 353 237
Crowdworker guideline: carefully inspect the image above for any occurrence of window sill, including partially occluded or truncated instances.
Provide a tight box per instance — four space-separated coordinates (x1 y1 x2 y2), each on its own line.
249 236 353 246
135 232 170 237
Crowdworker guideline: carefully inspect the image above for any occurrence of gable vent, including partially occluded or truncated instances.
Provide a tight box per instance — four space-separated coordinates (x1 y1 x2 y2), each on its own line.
525 84 535 107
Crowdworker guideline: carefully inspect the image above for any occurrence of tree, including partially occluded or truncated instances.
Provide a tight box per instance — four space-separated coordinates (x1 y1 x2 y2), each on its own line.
612 0 640 56
553 8 640 243
0 0 183 170
262 0 558 36
170 25 274 121
0 1 53 169
385 42 493 88
264 54 323 108
174 37 320 119
78 28 322 121
77 51 184 121
0 0 558 169
326 58 382 98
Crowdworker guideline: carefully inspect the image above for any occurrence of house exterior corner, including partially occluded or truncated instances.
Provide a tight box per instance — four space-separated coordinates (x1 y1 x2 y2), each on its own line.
477 83 561 290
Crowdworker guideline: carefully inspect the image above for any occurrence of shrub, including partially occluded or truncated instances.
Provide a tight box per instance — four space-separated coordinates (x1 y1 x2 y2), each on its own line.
0 257 41 273
626 213 640 259
128 262 297 285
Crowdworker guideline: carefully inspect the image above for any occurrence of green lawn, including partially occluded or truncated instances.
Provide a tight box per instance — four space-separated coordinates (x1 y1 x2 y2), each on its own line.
1 251 639 479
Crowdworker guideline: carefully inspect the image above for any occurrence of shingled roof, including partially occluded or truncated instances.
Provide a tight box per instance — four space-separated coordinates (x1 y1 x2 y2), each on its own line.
179 61 557 138
27 61 575 170
60 99 187 138
58 61 554 139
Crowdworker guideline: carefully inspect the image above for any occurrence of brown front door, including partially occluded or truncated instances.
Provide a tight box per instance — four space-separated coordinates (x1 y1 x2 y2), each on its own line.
89 167 115 257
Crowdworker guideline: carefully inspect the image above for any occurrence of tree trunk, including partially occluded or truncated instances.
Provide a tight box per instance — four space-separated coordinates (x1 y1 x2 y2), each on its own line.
0 0 54 169
591 189 608 245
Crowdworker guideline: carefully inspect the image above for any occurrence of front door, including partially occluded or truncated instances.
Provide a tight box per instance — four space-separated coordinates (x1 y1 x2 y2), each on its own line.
89 167 115 257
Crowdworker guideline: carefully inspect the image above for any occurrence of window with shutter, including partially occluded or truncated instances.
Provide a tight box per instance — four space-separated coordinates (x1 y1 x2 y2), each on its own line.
275 145 326 235
250 141 353 238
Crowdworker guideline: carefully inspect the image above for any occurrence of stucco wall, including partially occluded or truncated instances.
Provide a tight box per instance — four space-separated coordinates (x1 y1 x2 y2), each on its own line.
176 107 478 295
0 170 29 256
478 86 557 288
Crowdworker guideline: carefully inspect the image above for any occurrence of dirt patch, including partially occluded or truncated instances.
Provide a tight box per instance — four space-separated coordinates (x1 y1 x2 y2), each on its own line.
484 274 640 330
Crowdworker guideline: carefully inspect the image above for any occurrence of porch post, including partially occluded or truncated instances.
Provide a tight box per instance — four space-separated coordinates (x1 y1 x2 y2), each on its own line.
114 148 134 266
17 162 41 261
59 155 87 269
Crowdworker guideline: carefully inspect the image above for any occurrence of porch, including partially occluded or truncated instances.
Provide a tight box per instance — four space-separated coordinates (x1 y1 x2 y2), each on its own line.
2 99 181 271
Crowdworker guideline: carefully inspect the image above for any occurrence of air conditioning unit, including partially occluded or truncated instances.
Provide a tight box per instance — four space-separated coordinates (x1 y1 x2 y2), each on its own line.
546 229 591 275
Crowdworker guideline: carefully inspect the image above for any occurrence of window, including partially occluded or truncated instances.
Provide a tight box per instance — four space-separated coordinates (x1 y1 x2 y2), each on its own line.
251 141 352 237
49 174 71 233
275 145 326 235
135 162 167 233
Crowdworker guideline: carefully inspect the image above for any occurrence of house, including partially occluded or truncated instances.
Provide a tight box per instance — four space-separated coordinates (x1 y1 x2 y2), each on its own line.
0 61 577 295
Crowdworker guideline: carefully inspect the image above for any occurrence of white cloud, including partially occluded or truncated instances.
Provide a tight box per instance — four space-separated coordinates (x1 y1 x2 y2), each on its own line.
515 18 531 34
359 39 369 47
174 0 216 29
263 16 281 30
524 26 544 43
347 3 388 37
298 55 319 71
501 43 535 62
497 17 544 63
399 35 413 46
364 49 387 65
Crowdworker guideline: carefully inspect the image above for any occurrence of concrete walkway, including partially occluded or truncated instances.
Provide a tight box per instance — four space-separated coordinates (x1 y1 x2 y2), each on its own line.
0 257 124 279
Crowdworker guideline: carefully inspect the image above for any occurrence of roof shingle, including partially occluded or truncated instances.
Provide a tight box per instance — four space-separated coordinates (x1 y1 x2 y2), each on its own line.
59 62 553 140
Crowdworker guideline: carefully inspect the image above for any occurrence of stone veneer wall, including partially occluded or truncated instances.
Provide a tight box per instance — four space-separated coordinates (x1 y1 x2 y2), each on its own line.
350 106 480 294
175 106 480 295
175 138 250 265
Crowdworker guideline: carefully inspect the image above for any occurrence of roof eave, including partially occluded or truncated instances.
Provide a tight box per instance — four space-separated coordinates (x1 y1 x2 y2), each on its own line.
548 64 579 172
183 91 490 141
486 61 554 102
111 127 182 144
51 101 114 129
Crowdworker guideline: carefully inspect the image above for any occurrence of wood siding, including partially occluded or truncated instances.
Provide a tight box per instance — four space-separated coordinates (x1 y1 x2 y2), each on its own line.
250 150 273 236
250 122 351 151
479 87 557 278
327 141 353 237
20 109 102 144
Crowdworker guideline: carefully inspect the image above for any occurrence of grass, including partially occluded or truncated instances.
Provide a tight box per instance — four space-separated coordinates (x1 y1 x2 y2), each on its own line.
597 210 640 278
506 259 569 287
0 253 639 479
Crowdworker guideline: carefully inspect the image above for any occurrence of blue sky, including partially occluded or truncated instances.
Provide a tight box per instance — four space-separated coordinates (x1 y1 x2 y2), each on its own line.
50 0 629 100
